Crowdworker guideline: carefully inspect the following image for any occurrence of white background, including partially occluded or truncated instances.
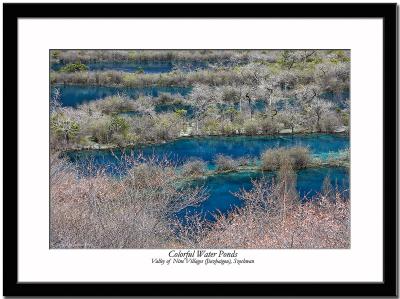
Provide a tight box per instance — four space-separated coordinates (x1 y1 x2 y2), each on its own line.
16 17 384 283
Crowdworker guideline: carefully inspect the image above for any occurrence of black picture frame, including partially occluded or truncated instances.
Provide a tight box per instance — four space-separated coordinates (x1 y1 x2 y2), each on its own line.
3 3 397 297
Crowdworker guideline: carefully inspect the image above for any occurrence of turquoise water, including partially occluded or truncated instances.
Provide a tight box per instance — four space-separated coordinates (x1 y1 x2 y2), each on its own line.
51 61 208 73
177 167 349 220
66 134 349 220
51 84 192 107
67 134 349 173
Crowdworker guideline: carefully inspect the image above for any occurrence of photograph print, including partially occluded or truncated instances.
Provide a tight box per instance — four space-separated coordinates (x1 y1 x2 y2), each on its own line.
49 49 350 249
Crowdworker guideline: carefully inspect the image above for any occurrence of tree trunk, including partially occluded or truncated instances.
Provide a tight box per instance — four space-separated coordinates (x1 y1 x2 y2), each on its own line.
248 99 253 119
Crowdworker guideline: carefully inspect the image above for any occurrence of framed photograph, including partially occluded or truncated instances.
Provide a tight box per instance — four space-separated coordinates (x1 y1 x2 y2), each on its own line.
3 2 397 296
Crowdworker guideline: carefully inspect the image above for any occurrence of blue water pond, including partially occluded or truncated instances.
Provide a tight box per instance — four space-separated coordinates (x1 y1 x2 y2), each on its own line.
51 61 208 73
67 134 349 173
178 167 349 220
51 84 192 107
66 134 349 220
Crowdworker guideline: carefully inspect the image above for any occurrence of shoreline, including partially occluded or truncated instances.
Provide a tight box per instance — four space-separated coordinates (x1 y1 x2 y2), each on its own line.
58 131 350 154
50 82 193 89
179 161 349 183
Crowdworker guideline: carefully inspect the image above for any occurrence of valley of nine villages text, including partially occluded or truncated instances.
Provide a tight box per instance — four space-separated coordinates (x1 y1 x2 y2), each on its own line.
152 250 255 266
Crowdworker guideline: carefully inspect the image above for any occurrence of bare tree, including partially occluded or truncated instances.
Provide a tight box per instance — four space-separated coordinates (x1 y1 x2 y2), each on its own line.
50 88 62 113
132 96 156 117
189 84 218 134
307 98 334 132
279 107 303 134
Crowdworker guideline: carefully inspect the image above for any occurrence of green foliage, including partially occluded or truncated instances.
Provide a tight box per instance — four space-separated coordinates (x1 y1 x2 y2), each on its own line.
329 50 350 64
50 114 80 144
128 50 137 61
225 107 239 121
243 119 259 135
109 115 129 136
51 50 61 59
309 56 323 65
219 121 237 135
87 95 134 115
81 115 131 145
276 50 298 70
59 62 89 73
203 119 220 135
153 113 181 140
341 112 350 126
87 117 112 144
174 109 187 118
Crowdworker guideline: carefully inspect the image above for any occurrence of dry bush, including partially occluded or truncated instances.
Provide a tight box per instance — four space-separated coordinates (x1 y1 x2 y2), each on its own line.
261 146 311 171
259 117 281 135
198 165 350 249
236 155 256 167
214 154 238 172
243 119 260 135
79 94 134 115
181 159 207 177
319 112 341 132
50 154 207 248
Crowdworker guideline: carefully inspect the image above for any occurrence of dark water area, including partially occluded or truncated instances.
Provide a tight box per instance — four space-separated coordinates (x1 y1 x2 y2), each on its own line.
51 84 192 107
177 167 349 221
51 61 208 73
67 134 349 174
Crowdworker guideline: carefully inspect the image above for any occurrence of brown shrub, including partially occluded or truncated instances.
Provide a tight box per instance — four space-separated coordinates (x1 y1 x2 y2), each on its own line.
214 154 238 172
181 159 207 177
50 153 349 249
261 146 311 171
50 155 207 248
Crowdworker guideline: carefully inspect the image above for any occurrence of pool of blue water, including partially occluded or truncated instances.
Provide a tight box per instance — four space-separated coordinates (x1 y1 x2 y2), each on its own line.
67 134 349 173
51 84 192 107
177 167 349 220
51 61 208 73
65 134 349 221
